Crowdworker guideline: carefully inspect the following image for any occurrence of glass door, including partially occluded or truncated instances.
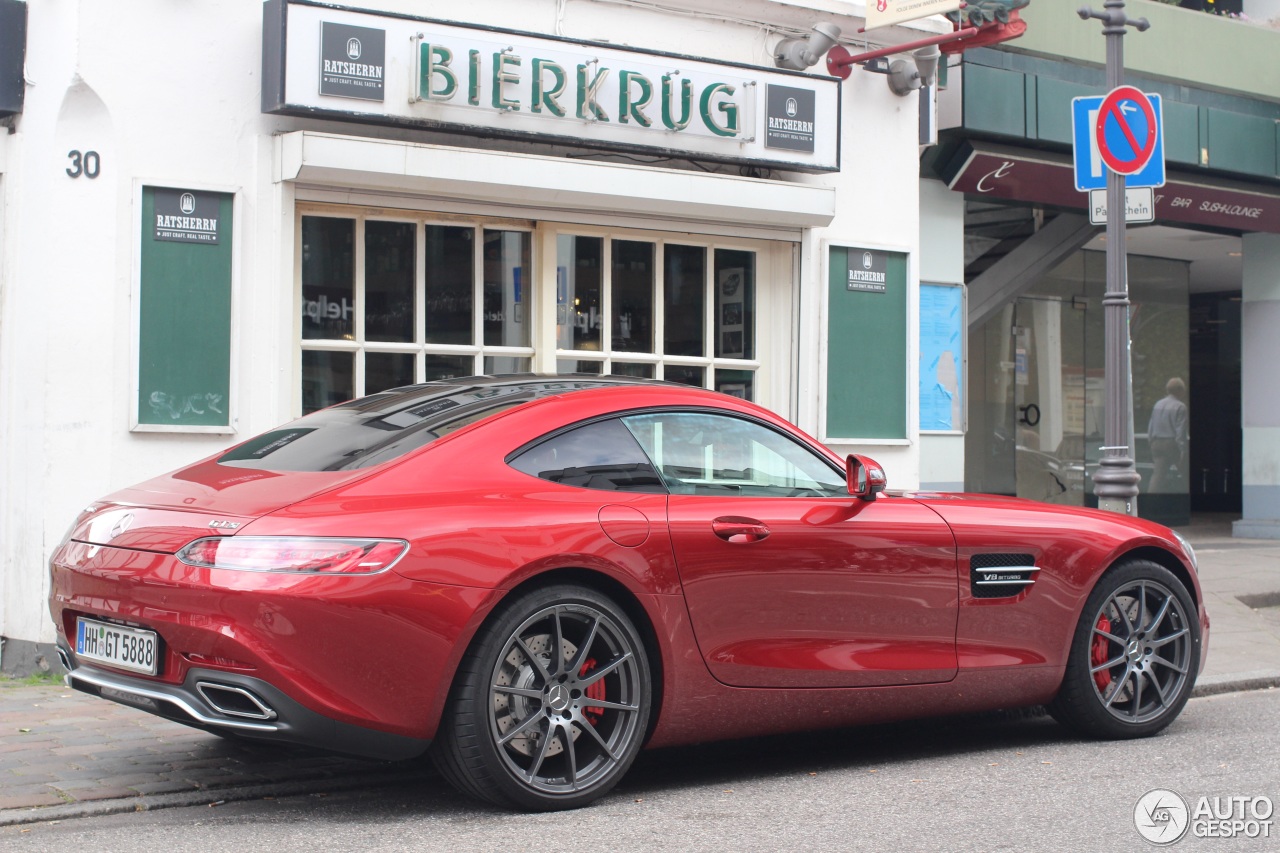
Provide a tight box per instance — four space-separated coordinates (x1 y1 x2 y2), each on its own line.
1012 297 1092 506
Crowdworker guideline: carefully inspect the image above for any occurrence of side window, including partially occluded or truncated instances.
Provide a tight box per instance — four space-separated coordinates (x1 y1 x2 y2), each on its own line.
621 412 846 497
509 419 666 493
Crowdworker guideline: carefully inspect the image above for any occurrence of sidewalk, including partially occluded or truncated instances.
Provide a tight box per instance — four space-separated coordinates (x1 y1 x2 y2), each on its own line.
2 514 1278 827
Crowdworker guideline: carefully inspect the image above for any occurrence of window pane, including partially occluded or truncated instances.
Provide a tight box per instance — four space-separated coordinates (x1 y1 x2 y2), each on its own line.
664 365 704 387
425 225 474 345
558 359 603 375
301 350 354 414
557 235 603 351
424 354 474 380
365 221 416 342
610 362 655 379
715 250 754 359
623 412 845 497
301 217 354 340
664 244 705 356
484 230 531 347
484 355 531 375
612 240 654 353
715 368 754 401
366 352 416 395
510 419 665 493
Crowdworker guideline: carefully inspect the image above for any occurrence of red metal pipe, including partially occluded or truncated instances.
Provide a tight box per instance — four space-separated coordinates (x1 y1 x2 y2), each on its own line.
830 26 979 69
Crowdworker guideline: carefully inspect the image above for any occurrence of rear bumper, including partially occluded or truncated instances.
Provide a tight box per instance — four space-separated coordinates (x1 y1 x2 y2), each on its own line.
50 541 500 743
61 649 430 761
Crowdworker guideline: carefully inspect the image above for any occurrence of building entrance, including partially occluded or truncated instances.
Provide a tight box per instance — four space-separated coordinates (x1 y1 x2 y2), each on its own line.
967 248 1194 526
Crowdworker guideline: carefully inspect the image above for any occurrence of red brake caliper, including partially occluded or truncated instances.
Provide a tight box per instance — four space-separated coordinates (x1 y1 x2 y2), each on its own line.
1091 615 1113 691
579 658 606 726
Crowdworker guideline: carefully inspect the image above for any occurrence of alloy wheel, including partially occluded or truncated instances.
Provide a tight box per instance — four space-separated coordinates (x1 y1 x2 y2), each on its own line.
1087 579 1192 725
488 602 644 795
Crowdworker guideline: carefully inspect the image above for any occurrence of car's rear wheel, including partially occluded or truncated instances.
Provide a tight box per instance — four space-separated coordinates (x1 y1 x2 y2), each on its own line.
432 584 651 810
1049 559 1199 738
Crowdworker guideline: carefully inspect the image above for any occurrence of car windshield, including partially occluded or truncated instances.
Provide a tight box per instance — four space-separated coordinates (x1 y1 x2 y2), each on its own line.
217 377 621 472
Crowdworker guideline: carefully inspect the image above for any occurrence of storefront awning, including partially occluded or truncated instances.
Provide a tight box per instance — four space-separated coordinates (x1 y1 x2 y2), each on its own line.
942 141 1280 235
275 131 836 233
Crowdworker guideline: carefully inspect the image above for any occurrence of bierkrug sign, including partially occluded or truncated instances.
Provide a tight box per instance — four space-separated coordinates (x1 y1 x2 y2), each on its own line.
262 0 840 173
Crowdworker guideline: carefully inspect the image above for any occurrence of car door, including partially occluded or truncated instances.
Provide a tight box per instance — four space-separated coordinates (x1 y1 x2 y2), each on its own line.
621 410 959 688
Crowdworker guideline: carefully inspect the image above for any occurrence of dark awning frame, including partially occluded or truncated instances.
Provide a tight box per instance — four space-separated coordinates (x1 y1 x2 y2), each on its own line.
941 140 1280 235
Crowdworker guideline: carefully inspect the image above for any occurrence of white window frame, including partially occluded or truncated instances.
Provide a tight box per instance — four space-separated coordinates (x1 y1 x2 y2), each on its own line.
295 205 794 416
296 204 537 411
535 223 785 402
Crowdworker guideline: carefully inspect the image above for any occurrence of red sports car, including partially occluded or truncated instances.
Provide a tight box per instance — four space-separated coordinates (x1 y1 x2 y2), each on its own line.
49 376 1208 810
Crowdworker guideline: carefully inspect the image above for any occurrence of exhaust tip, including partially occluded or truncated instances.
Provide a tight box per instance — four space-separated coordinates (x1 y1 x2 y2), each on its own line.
55 646 72 672
196 682 278 721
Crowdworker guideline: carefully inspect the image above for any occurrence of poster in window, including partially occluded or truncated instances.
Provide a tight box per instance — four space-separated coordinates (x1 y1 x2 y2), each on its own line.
717 267 745 358
918 283 965 432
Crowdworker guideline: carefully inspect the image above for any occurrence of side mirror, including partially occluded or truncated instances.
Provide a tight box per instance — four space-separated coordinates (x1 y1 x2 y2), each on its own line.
846 454 887 501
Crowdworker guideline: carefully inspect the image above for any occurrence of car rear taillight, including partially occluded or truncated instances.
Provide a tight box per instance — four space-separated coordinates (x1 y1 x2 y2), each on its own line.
176 537 408 574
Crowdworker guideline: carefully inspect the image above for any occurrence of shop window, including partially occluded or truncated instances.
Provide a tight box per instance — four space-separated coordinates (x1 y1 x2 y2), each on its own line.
556 232 759 397
664 245 705 357
302 350 353 413
612 240 654 353
424 226 474 345
300 211 533 413
484 230 531 348
557 235 604 352
365 221 415 343
302 217 354 341
714 250 754 360
300 209 768 413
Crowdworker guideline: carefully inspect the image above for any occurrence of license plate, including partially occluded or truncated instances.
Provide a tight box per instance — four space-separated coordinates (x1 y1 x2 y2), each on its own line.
75 618 159 676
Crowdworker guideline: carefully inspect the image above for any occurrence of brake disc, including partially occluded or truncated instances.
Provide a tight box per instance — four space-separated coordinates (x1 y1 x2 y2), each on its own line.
494 632 580 758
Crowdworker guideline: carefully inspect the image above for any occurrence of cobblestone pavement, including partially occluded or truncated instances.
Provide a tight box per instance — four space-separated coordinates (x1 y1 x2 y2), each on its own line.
2 514 1277 826
0 681 430 818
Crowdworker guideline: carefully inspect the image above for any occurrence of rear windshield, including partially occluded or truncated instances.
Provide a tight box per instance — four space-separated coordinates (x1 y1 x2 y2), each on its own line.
218 378 619 472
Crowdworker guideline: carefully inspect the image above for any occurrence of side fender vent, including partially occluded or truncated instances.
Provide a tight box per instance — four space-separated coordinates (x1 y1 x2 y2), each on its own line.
970 553 1039 598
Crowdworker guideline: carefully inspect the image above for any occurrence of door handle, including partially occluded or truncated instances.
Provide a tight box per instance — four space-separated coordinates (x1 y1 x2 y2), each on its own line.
712 517 770 544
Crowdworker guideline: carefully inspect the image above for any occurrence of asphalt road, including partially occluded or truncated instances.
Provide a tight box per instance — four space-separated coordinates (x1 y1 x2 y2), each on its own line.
3 689 1277 853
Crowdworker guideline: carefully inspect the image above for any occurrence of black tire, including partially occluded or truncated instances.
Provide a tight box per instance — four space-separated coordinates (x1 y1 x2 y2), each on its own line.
1049 559 1200 739
432 584 651 810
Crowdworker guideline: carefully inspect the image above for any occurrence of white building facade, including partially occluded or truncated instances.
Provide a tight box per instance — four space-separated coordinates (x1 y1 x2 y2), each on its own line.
0 0 964 671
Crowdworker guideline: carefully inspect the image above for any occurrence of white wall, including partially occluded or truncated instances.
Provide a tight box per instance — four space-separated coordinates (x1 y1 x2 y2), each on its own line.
917 178 966 491
1235 231 1280 538
1244 1 1280 26
0 0 928 646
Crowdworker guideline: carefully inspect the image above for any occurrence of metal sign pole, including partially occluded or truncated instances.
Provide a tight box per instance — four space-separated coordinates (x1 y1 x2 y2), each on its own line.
1078 1 1148 517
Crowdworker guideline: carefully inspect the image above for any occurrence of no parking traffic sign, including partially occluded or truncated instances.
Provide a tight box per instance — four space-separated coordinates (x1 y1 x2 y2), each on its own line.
1096 85 1159 175
1072 87 1165 191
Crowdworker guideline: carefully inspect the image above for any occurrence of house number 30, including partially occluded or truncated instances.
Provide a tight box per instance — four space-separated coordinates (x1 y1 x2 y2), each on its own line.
66 150 101 179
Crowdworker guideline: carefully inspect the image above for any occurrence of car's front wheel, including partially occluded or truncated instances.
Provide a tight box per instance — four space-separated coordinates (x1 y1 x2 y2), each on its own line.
433 583 652 810
1049 559 1200 738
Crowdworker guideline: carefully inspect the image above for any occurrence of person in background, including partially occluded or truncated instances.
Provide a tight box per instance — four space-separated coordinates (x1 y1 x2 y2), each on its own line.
1148 377 1189 493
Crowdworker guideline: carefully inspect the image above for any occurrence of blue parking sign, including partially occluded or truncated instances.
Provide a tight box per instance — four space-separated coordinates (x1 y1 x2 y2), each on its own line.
1072 93 1165 191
